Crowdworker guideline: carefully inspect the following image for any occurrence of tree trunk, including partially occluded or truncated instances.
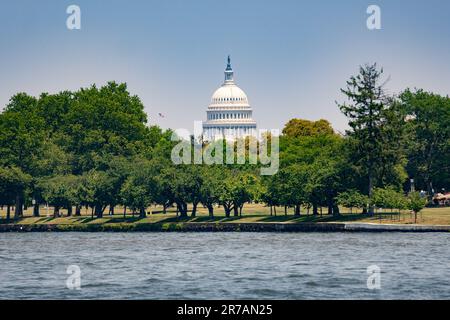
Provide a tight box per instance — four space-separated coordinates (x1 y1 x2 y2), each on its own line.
53 206 60 218
191 202 198 217
67 205 72 217
368 174 374 216
33 202 40 217
95 205 103 218
140 207 146 218
207 205 214 217
14 194 23 218
123 206 127 218
75 205 81 216
284 206 287 216
178 203 188 217
6 205 11 221
233 206 239 217
333 204 340 216
313 203 318 215
224 205 231 217
182 203 188 217
294 205 300 216
426 180 434 201
239 205 243 216
109 205 115 216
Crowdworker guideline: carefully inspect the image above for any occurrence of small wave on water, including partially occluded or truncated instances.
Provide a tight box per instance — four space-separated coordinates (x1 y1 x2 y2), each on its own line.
143 277 166 284
244 288 283 296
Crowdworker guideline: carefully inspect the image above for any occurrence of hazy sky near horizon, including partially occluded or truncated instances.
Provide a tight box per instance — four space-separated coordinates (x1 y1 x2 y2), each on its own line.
1 0 449 133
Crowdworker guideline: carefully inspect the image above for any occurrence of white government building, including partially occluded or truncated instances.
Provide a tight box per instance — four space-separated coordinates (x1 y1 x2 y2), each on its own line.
202 56 257 141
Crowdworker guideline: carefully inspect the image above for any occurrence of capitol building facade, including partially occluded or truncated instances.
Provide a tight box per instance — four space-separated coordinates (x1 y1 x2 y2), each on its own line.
202 56 257 141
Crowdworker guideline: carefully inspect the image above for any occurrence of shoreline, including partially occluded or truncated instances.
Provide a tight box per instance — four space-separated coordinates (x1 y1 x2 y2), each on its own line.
0 222 449 233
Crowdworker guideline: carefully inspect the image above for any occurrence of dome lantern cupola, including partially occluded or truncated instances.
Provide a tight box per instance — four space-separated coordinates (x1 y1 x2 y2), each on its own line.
224 55 234 83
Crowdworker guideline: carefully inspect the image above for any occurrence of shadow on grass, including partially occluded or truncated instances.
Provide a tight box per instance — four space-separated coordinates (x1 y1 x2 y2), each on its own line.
100 216 143 224
318 212 403 223
257 213 403 223
0 216 58 224
258 215 309 223
0 218 13 225
0 211 407 226
189 216 243 223
33 217 58 224
79 217 100 224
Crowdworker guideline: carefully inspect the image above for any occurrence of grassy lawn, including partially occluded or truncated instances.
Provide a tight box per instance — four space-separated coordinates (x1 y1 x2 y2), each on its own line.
1 204 449 226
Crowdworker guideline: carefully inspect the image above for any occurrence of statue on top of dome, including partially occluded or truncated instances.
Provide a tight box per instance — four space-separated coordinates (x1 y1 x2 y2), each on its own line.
226 55 232 71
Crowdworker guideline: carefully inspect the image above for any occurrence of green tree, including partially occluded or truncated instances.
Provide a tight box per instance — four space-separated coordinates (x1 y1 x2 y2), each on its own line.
261 172 286 215
0 94 45 216
199 166 223 217
61 82 151 174
232 171 259 216
80 170 114 218
120 179 150 218
407 191 427 223
338 64 404 215
282 119 334 138
336 190 369 214
279 127 349 216
400 89 450 197
0 166 32 220
39 175 78 217
158 165 197 218
120 158 167 218
285 164 309 216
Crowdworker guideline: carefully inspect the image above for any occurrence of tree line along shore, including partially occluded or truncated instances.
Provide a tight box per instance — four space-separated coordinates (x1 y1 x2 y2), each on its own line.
0 64 449 225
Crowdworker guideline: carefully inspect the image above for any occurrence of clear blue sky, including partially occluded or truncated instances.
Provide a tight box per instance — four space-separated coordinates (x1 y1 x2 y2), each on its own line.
1 0 449 133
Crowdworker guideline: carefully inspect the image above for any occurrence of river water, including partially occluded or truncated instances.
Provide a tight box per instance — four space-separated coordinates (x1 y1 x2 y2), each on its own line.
0 232 449 299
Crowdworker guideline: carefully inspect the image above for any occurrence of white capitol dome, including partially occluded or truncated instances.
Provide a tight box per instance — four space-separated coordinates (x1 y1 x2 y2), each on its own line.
203 56 257 141
210 84 249 107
